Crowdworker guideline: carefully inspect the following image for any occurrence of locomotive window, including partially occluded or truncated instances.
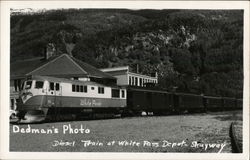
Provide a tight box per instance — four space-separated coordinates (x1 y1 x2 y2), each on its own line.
35 81 44 89
55 83 59 91
84 86 87 92
25 81 32 89
76 85 80 92
112 89 120 98
91 87 95 90
98 87 104 94
72 84 75 92
50 82 54 90
121 90 125 98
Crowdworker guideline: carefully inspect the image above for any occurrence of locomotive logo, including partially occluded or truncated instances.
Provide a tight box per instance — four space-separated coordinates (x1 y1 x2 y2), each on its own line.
21 92 33 103
80 99 102 107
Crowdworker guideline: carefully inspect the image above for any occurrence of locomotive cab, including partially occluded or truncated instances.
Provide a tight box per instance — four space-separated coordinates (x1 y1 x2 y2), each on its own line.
20 80 46 103
17 77 48 123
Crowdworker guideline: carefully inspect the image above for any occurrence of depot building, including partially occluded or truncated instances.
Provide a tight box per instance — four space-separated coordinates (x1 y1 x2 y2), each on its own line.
100 66 158 87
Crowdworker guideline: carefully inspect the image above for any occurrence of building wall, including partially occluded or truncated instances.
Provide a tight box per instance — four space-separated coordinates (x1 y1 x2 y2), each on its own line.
102 70 127 76
115 74 129 86
127 73 158 87
110 72 158 87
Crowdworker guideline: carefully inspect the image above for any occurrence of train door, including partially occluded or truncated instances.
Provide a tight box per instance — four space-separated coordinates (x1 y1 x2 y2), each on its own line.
47 82 62 107
47 82 62 120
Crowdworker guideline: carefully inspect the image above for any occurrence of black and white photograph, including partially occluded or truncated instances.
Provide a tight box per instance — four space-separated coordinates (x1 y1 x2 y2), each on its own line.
0 1 249 160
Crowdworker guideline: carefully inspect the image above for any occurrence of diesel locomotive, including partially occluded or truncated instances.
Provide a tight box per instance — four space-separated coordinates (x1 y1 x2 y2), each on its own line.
16 76 126 123
14 75 243 123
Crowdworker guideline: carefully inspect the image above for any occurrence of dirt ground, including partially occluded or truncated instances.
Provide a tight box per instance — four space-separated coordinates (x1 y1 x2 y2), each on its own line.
9 110 242 153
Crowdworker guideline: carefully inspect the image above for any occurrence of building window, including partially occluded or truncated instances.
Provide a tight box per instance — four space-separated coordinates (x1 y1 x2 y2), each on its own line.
10 99 15 110
98 87 105 94
21 81 25 90
14 79 22 91
35 81 44 89
112 89 120 98
121 90 125 98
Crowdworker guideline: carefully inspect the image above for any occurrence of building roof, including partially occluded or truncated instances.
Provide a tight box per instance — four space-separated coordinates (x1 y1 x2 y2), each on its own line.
10 54 115 80
100 65 157 79
100 66 129 72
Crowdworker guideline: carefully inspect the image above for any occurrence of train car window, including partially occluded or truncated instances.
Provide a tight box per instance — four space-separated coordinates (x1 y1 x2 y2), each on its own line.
50 82 54 90
135 77 138 86
84 86 87 92
80 86 83 92
72 84 75 92
55 83 60 91
35 81 44 89
76 85 80 92
25 81 32 89
98 87 104 94
121 90 125 98
112 89 120 98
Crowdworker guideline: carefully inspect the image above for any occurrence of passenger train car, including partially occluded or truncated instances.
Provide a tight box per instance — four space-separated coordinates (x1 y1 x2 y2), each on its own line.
15 75 243 123
17 76 126 122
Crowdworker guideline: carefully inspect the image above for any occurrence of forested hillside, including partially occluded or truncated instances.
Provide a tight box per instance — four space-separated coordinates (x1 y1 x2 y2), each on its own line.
10 9 243 97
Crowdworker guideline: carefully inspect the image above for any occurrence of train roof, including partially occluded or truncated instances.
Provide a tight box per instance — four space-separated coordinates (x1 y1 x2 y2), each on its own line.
127 86 170 94
27 75 122 88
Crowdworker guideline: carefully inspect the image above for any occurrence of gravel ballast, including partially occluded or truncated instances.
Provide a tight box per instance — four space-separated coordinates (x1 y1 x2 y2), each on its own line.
10 110 242 152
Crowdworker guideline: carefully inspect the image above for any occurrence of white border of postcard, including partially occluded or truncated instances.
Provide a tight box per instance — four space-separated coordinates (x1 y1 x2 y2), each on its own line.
1 1 249 160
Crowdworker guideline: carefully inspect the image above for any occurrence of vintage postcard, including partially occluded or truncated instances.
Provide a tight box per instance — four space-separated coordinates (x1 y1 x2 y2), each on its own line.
0 1 249 160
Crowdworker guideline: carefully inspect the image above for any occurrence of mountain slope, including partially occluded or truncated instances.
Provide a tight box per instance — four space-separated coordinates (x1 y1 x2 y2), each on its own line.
10 9 243 97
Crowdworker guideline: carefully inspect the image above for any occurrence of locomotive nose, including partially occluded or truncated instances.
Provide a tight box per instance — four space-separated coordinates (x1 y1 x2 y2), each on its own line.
20 92 33 104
